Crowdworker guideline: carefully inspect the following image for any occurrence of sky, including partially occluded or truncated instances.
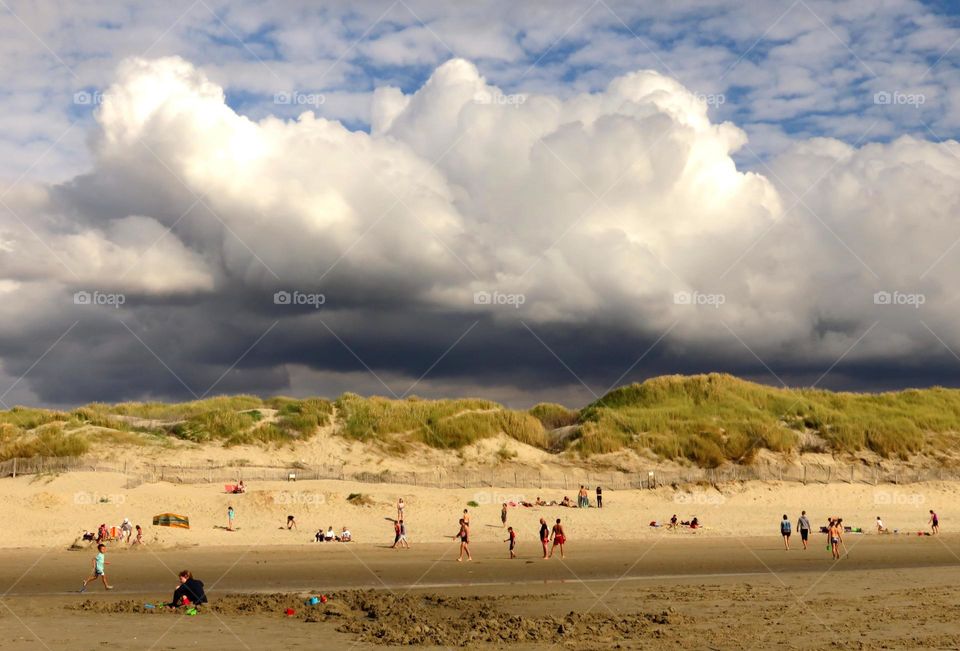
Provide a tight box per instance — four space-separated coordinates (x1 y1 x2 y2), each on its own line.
1 0 960 409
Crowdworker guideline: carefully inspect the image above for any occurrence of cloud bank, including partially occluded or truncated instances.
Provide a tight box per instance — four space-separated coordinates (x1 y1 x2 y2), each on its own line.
2 56 959 406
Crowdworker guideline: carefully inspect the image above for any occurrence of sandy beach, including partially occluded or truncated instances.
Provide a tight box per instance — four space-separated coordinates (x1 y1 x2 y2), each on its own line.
0 472 957 648
1 472 953 549
1 537 959 649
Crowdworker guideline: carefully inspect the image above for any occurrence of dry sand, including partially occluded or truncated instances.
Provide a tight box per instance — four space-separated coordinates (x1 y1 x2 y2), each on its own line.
1 471 954 549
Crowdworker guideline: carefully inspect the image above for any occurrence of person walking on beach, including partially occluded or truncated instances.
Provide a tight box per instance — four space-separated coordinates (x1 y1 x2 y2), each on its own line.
539 518 550 559
548 519 566 559
780 515 792 550
797 511 811 550
505 526 516 559
929 510 939 534
391 519 401 548
596 486 602 508
227 505 235 531
829 519 842 560
452 518 471 562
501 503 508 527
398 519 409 548
80 544 113 592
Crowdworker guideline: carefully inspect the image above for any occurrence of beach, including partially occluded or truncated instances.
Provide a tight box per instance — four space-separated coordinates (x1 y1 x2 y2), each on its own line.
1 538 959 649
0 472 957 648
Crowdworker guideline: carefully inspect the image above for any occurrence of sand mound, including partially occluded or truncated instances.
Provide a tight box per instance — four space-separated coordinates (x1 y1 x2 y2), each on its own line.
69 590 681 646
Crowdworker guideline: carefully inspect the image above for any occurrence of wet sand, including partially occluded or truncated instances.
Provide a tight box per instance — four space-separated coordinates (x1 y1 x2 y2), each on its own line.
1 536 958 649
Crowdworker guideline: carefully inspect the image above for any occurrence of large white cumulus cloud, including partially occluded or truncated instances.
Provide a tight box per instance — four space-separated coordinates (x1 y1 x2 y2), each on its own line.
1 55 959 403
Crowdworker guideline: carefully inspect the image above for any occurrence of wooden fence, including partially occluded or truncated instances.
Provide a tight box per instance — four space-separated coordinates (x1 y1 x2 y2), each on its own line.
1 455 958 489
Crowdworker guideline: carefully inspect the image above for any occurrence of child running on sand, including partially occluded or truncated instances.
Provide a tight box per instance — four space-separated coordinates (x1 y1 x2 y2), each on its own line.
548 519 566 559
505 526 516 558
539 518 550 559
80 544 112 592
452 518 471 562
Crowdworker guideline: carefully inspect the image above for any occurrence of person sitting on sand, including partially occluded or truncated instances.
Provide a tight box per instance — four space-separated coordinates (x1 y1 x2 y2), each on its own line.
168 570 207 609
287 515 297 530
315 529 324 543
668 514 678 530
340 526 352 542
325 526 336 542
560 496 572 508
82 530 96 543
235 480 245 493
535 497 546 506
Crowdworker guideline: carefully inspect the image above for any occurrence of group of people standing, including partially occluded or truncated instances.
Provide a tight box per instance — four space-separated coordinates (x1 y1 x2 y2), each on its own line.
780 509 941 557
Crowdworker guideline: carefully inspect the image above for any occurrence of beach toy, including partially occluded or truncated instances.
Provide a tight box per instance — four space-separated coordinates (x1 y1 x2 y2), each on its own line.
182 596 191 606
285 608 296 616
186 607 198 616
144 603 155 609
307 597 319 606
320 595 328 604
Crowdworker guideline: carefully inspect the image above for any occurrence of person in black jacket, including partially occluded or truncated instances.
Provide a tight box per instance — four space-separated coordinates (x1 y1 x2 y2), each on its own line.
169 570 207 608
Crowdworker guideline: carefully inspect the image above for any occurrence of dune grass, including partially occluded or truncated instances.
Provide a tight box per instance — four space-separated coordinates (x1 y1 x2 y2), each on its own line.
3 374 960 466
579 373 960 465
